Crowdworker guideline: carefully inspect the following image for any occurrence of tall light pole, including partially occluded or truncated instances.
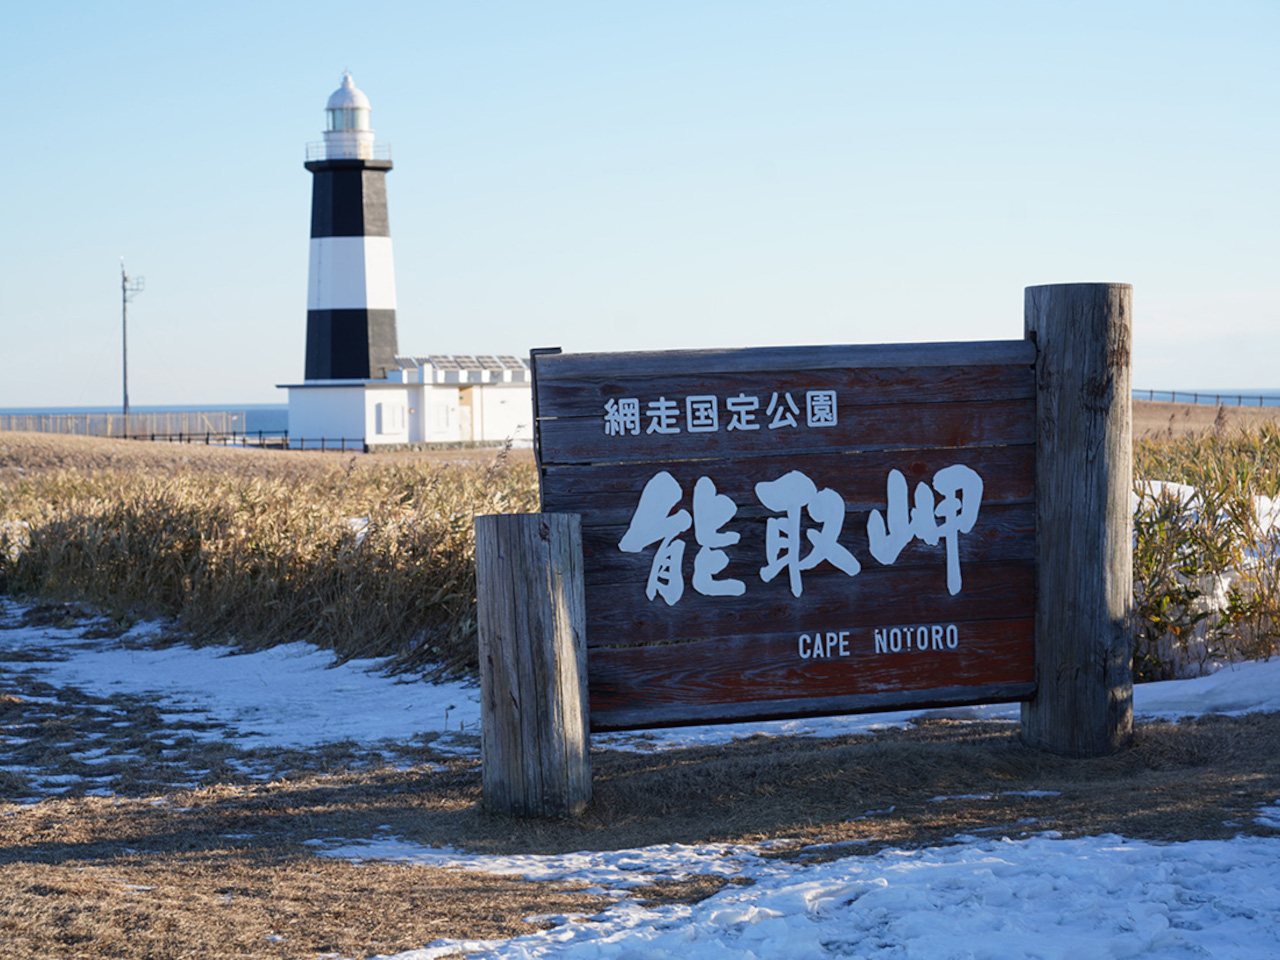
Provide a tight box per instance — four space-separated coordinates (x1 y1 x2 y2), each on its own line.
120 258 144 430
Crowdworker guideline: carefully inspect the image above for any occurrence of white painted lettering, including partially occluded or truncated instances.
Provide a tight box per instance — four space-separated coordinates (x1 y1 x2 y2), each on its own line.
872 624 961 655
798 630 855 659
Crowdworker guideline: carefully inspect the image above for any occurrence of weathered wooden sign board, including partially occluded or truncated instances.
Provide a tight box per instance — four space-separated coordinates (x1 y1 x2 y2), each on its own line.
531 339 1038 731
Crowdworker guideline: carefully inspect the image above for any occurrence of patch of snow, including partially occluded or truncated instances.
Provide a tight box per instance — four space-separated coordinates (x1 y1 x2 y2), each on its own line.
5 600 1280 957
376 834 1280 960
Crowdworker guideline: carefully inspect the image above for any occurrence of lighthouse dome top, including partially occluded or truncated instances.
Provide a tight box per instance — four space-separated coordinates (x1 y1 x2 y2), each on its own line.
327 71 371 111
308 70 390 163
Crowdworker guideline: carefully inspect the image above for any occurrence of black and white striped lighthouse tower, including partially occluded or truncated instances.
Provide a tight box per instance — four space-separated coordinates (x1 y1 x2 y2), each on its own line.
304 72 399 380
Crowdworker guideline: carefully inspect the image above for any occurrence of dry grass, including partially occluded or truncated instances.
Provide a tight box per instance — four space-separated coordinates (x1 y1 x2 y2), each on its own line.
1133 398 1280 439
2 714 1279 958
0 853 612 959
0 432 537 675
7 412 1280 683
0 431 528 477
1132 422 1280 678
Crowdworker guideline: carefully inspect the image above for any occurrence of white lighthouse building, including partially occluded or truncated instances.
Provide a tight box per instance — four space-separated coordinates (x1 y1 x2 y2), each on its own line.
282 73 532 449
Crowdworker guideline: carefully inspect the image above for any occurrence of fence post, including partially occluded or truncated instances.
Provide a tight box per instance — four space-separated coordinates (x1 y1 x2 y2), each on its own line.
1022 283 1134 757
475 513 591 817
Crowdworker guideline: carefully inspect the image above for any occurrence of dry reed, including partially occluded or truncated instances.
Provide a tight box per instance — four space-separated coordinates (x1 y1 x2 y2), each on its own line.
0 434 537 675
4 424 1280 681
1132 422 1280 678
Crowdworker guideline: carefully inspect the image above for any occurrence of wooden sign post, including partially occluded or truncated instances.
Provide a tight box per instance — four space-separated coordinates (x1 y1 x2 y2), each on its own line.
475 282 1134 816
1022 282 1134 756
475 513 591 818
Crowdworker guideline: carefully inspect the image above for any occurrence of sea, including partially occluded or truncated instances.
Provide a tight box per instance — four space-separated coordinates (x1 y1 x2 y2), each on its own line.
0 404 289 433
1139 390 1280 407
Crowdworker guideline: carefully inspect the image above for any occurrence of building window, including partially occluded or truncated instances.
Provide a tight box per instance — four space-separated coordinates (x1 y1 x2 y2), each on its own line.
375 403 406 435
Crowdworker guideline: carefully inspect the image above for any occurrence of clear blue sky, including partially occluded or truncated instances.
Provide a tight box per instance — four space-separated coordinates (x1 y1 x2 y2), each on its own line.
4 1 1277 407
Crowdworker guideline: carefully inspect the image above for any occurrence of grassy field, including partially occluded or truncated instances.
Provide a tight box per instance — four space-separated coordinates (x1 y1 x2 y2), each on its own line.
4 412 1280 680
0 433 537 677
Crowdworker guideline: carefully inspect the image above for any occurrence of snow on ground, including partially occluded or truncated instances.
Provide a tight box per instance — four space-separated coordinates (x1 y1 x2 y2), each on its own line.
362 834 1280 960
3 600 1280 959
0 619 479 750
4 602 1280 753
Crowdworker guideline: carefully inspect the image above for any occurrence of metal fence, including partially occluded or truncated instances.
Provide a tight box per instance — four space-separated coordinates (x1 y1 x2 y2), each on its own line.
128 431 366 452
1137 390 1280 408
0 411 247 437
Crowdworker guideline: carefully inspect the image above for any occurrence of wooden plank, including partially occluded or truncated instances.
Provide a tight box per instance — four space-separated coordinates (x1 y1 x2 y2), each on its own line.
475 513 591 817
592 682 1037 730
542 445 1035 524
532 340 1037 381
582 560 1034 648
537 395 1034 466
577 502 1034 587
535 363 1034 420
587 619 1035 729
1021 283 1134 758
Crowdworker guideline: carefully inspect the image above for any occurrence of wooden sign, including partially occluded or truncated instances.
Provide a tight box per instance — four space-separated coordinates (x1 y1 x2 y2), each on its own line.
531 339 1038 731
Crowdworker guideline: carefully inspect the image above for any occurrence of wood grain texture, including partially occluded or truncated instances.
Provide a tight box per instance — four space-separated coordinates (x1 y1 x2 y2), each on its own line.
584 561 1035 647
588 619 1034 729
535 363 1035 420
576 503 1035 588
1021 283 1134 757
537 394 1033 466
532 340 1037 380
475 513 591 817
533 341 1038 730
544 445 1034 523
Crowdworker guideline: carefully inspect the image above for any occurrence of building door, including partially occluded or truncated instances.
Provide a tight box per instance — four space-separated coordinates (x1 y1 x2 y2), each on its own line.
459 387 475 441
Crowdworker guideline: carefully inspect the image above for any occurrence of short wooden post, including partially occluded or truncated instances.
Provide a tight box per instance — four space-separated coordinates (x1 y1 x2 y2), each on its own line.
1022 283 1134 756
475 513 591 817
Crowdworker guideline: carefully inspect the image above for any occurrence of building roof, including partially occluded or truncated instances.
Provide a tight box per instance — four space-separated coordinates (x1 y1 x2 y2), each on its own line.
395 353 530 384
397 354 529 372
327 71 371 111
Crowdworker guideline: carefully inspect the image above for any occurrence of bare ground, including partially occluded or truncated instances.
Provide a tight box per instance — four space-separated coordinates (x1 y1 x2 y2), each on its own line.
1133 398 1280 438
4 401 1275 473
0 430 532 479
3 612 1280 958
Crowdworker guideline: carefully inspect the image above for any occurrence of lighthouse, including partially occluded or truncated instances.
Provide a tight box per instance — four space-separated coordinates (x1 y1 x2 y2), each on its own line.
283 72 534 450
303 71 399 380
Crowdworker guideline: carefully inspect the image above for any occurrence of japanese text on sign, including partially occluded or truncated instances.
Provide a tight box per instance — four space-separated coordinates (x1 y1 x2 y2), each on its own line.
604 391 839 436
619 465 984 603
